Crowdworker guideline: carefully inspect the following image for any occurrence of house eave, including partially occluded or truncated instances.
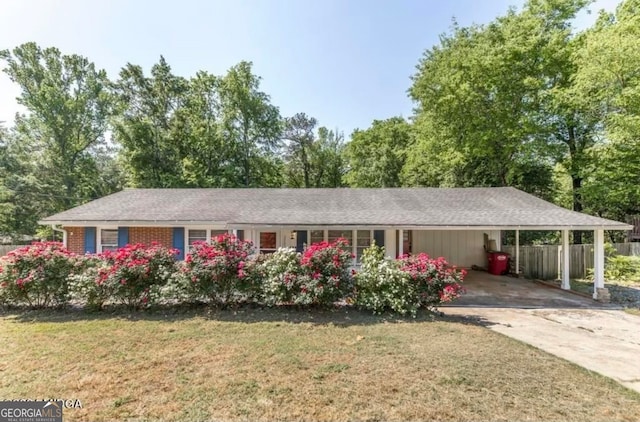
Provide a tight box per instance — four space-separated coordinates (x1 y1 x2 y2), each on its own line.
39 220 633 231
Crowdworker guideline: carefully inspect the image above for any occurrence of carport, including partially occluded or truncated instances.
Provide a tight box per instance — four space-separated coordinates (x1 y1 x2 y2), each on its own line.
387 189 632 301
451 271 604 308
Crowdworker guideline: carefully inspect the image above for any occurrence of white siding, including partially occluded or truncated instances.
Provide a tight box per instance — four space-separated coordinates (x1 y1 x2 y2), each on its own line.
411 230 501 267
280 229 297 249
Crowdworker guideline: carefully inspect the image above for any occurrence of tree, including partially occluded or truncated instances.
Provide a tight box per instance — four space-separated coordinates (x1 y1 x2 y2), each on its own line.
0 127 56 236
311 127 346 188
573 0 640 223
218 61 282 187
112 56 188 187
343 117 411 187
282 113 317 188
407 0 590 219
0 43 118 236
174 71 237 187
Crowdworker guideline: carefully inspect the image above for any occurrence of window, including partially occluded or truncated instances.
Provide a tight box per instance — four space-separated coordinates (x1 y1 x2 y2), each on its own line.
187 229 229 250
356 230 371 262
188 229 207 247
259 232 277 254
328 230 352 245
210 230 228 241
100 229 118 252
310 230 324 245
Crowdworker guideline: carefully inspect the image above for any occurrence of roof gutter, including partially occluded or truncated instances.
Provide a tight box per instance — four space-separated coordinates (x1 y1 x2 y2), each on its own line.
37 221 634 231
51 224 67 246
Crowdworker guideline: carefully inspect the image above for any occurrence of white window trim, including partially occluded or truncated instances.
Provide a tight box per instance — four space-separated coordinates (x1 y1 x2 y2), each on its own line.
96 226 118 253
303 229 375 266
185 226 230 252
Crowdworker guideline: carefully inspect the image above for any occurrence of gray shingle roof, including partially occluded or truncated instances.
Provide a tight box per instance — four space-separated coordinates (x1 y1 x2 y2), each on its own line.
39 187 631 230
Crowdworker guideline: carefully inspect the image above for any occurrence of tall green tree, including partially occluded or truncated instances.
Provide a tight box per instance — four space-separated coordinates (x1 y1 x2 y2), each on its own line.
112 56 188 187
0 126 58 236
343 117 411 187
311 127 346 188
407 0 590 211
282 113 317 188
174 71 236 187
574 0 640 222
219 61 282 187
0 43 118 235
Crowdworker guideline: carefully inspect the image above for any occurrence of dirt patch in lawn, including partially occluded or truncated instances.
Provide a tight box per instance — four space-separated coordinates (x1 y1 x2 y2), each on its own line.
1 307 639 421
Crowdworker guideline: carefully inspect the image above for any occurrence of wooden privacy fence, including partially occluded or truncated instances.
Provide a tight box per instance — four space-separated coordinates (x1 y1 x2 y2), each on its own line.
503 243 640 280
0 245 20 257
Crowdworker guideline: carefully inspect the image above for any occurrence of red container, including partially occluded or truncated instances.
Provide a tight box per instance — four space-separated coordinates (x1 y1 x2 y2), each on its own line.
487 252 510 275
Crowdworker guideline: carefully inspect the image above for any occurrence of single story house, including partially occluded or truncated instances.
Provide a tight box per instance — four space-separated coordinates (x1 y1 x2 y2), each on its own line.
40 187 631 300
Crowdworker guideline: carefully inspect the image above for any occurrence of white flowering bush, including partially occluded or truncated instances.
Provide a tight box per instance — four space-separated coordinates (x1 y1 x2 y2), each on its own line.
252 248 302 306
355 244 466 316
68 255 112 310
354 244 420 316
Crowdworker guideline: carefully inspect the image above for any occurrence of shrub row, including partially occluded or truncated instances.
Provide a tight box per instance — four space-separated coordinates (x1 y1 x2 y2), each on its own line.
0 237 466 315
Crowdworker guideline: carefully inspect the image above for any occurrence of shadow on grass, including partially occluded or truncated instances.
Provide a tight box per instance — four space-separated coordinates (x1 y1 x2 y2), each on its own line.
0 302 494 328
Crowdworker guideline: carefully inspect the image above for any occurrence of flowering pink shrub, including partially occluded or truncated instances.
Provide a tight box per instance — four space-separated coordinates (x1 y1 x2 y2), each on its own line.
355 245 465 316
94 243 178 308
181 234 256 305
398 253 466 308
0 242 77 308
296 238 353 305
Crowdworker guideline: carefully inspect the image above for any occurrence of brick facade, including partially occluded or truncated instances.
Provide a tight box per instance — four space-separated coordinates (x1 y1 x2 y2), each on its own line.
65 226 85 255
129 227 173 249
63 226 175 254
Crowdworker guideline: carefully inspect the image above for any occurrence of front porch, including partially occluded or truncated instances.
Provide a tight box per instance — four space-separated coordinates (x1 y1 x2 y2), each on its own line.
241 226 611 300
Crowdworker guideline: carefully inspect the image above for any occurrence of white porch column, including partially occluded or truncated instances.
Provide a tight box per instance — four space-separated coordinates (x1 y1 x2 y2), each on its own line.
515 229 520 276
384 230 396 259
398 229 404 257
593 229 605 299
561 229 570 290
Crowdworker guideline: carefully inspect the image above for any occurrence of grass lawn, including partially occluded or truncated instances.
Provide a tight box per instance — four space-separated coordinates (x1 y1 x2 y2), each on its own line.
624 308 640 316
1 307 639 422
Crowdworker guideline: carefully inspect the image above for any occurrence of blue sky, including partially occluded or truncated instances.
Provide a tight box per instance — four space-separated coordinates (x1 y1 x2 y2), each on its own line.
0 0 620 138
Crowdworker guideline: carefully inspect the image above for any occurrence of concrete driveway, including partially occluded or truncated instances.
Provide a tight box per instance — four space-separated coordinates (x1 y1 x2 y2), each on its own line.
454 270 601 308
445 272 640 393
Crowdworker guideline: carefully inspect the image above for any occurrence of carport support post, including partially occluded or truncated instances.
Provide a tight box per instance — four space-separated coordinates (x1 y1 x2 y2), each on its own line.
593 229 605 299
561 229 570 290
515 230 520 276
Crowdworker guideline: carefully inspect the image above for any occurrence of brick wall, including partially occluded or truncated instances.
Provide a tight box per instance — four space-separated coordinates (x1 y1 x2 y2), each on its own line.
64 226 175 254
129 227 173 249
65 226 85 255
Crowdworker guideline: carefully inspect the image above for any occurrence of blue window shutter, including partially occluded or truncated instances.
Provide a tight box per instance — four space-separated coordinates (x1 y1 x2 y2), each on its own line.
374 230 385 248
117 227 129 248
84 227 96 254
236 230 244 241
172 227 185 260
296 230 308 253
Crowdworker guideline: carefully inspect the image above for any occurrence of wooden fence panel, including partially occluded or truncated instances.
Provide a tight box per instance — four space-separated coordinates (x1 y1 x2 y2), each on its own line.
0 245 20 257
502 242 639 280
